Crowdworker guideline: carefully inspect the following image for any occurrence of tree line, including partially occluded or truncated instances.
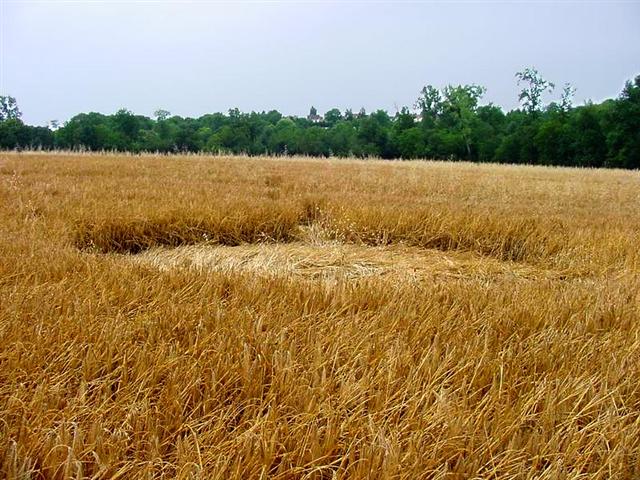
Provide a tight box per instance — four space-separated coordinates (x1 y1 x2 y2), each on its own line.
1 68 638 169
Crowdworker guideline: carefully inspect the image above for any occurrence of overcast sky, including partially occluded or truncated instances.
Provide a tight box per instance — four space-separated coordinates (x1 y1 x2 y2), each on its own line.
2 0 639 126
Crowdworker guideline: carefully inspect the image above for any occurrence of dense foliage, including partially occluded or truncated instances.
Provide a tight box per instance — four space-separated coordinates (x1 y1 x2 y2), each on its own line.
1 72 639 168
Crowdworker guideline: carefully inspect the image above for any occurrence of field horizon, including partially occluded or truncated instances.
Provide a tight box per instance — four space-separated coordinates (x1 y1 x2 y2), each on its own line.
1 152 639 478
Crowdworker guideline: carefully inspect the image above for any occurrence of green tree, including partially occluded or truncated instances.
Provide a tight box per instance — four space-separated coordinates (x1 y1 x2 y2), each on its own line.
113 109 140 139
299 127 330 156
394 107 415 131
324 108 342 127
440 84 487 159
269 118 300 155
9 73 640 168
560 83 576 113
474 105 506 162
571 104 606 168
535 113 573 165
0 120 27 148
154 109 171 121
0 96 21 122
416 85 443 125
394 127 426 159
606 75 640 169
328 122 356 157
357 110 391 157
494 110 539 164
515 67 555 114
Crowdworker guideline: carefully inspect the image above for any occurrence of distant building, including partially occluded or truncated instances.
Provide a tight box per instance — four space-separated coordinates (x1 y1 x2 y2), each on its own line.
307 106 323 123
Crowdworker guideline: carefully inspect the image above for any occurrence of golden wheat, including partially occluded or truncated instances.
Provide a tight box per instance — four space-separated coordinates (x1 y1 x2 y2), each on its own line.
1 152 639 479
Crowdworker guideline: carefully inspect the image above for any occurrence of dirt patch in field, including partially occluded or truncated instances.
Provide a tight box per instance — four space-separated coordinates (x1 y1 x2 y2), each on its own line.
131 241 562 282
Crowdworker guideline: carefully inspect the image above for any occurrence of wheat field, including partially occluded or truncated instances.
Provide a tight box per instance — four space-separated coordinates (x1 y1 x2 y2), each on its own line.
1 152 639 479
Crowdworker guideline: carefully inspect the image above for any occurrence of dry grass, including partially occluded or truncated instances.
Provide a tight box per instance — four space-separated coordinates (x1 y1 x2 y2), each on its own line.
132 235 569 284
1 152 639 479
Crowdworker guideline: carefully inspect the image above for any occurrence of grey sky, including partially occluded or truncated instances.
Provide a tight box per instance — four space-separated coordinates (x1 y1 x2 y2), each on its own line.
2 0 639 126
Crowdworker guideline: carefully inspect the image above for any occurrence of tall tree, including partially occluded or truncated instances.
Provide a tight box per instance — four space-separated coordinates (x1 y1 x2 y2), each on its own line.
416 85 443 124
154 109 171 121
515 67 555 114
324 108 342 127
560 83 577 113
606 75 640 169
440 84 487 159
0 96 22 121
